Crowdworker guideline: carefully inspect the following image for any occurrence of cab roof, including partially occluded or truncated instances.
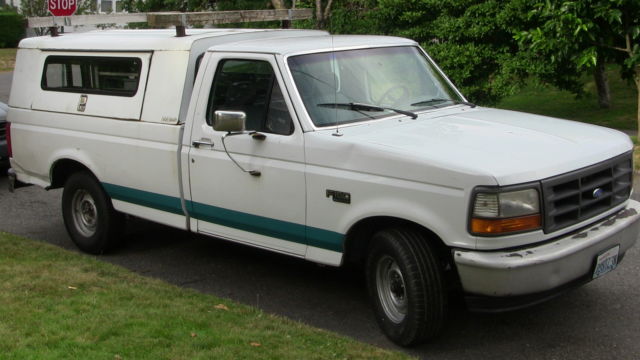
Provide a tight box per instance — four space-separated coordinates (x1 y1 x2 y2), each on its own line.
207 35 417 56
18 28 329 51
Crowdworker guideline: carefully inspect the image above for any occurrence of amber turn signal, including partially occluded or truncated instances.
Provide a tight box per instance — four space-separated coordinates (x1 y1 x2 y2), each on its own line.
471 214 541 235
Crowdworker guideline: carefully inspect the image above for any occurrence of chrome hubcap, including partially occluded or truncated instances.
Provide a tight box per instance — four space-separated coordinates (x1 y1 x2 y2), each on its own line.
71 189 97 237
376 255 407 323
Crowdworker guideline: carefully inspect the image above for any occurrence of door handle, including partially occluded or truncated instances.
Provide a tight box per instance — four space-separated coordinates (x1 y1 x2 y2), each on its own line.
192 140 214 148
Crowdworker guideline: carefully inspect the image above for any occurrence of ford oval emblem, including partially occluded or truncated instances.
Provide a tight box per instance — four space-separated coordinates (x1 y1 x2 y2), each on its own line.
592 188 604 199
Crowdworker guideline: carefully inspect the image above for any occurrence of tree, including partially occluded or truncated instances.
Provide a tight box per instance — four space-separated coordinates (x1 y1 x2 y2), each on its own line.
371 0 556 104
314 0 334 29
317 0 377 34
271 0 286 9
518 0 640 136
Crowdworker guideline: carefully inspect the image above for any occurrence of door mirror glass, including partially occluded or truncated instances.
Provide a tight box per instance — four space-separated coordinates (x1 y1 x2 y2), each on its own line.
213 110 246 132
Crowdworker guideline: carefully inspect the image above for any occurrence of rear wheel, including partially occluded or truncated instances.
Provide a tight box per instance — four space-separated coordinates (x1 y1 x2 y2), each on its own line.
62 171 124 254
366 228 447 346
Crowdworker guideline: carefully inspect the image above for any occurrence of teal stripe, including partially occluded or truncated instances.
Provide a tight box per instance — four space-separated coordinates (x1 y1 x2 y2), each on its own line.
190 202 307 245
102 182 344 252
102 183 185 215
307 227 346 253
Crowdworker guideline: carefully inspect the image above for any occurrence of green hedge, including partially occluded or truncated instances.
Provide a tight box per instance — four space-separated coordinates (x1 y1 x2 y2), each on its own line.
0 11 25 48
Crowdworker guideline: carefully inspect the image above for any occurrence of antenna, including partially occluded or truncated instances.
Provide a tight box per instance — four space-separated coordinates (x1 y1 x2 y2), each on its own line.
331 34 343 137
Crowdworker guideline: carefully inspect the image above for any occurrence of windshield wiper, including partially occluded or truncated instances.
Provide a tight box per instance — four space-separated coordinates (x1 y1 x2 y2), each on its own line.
317 102 417 119
411 98 476 108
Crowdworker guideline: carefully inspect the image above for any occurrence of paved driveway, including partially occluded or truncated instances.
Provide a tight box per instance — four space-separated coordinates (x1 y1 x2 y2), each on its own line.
0 72 12 103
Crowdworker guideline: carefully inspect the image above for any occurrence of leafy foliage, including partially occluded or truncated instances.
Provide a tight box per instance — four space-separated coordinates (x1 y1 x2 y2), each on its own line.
119 0 285 28
325 0 629 105
17 0 49 17
0 10 25 48
318 0 377 34
517 0 640 132
518 0 640 77
362 0 536 104
121 0 279 13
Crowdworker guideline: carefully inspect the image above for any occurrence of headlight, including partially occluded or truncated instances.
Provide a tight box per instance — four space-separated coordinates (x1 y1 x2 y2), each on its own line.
470 187 541 235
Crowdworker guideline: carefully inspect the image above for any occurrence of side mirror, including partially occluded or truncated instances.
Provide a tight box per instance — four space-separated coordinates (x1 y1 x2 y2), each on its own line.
213 110 246 133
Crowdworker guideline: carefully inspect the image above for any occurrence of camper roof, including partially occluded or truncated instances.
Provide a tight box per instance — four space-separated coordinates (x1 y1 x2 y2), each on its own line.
19 28 328 51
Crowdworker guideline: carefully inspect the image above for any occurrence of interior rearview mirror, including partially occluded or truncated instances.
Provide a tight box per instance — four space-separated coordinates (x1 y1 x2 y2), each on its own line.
213 110 246 132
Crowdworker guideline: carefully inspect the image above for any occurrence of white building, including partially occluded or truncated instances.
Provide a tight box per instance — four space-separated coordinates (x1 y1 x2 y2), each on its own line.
95 0 124 13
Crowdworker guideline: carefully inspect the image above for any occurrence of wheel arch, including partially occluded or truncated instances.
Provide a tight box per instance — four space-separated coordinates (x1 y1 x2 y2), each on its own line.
344 216 451 265
49 158 96 189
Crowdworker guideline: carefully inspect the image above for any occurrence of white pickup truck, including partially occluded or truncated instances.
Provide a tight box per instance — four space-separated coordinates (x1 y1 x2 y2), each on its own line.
7 28 640 346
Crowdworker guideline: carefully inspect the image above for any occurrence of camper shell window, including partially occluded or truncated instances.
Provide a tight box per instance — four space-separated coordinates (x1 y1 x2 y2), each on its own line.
42 56 142 97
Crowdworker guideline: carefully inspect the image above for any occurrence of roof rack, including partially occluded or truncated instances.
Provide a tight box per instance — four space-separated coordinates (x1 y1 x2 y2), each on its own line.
27 9 314 37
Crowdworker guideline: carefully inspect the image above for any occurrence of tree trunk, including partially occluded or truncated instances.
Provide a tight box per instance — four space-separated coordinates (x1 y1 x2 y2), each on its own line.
315 0 325 29
594 53 611 109
314 0 333 29
271 0 289 28
271 0 285 9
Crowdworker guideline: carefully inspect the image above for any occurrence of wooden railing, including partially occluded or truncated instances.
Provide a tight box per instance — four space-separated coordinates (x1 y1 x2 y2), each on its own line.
27 9 314 35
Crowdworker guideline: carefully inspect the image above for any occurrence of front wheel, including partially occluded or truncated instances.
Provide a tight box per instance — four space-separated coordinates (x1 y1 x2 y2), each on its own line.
62 171 124 254
366 228 447 346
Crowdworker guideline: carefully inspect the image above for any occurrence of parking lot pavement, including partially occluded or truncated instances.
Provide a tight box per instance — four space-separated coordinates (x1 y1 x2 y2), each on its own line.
0 72 12 103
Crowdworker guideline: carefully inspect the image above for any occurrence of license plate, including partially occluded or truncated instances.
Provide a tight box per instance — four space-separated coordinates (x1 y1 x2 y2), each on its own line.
592 245 620 279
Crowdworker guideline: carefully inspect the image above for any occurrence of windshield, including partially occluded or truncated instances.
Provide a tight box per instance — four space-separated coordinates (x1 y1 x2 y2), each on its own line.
287 46 463 127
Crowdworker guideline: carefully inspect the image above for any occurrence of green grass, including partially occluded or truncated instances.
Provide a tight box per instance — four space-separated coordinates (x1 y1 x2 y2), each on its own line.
0 232 410 360
498 69 637 130
0 48 16 72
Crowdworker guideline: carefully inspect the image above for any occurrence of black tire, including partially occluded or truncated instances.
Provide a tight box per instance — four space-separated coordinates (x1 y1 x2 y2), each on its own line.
366 228 447 346
61 171 124 254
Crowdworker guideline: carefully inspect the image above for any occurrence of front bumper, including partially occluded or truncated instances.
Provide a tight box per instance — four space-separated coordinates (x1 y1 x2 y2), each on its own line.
454 200 640 308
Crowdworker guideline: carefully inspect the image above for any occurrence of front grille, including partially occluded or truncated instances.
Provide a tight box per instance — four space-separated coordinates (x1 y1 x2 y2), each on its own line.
542 152 632 233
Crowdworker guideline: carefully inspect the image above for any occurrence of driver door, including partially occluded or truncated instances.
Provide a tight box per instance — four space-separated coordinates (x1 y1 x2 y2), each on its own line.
187 52 307 256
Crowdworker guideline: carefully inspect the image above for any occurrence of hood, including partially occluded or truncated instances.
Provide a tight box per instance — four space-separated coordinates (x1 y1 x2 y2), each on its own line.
306 107 632 186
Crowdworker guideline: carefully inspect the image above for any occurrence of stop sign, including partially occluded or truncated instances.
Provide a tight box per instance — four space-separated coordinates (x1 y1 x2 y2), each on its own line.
48 0 77 17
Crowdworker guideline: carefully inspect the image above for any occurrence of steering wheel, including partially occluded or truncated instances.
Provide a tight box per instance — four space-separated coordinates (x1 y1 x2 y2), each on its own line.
377 85 410 107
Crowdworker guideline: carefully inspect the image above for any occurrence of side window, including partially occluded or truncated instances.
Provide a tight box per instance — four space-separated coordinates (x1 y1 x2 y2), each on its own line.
42 56 142 97
207 59 294 135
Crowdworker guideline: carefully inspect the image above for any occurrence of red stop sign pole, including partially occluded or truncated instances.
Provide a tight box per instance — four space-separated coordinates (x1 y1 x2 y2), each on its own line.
48 0 77 17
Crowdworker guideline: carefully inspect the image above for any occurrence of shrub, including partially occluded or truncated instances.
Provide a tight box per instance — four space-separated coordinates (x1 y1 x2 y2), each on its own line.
0 11 25 48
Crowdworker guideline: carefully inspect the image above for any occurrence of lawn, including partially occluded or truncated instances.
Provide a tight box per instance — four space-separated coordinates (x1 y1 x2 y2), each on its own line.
0 48 16 72
497 68 638 131
0 232 409 360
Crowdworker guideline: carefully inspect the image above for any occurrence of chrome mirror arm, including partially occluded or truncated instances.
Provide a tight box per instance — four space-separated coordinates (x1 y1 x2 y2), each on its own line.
221 131 261 177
